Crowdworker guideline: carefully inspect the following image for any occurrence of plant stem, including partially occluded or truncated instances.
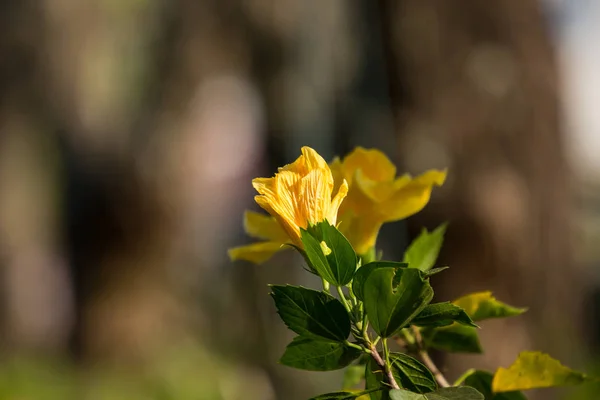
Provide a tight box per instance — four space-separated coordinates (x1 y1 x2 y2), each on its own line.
419 350 450 388
369 342 399 390
345 340 371 353
382 338 391 366
411 326 450 388
336 286 352 314
347 283 358 307
361 307 369 338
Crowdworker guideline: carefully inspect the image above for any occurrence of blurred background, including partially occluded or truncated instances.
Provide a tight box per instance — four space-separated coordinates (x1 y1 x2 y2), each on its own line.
0 0 600 399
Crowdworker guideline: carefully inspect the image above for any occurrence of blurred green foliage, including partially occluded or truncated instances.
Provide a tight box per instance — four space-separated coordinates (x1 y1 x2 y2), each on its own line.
0 343 272 400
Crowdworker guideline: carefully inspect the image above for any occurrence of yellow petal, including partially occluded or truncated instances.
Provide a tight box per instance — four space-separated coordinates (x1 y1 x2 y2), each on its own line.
273 170 305 243
329 157 344 186
353 169 396 203
381 169 447 221
298 168 334 226
252 177 275 196
341 147 396 183
337 212 383 255
411 169 447 187
300 146 330 171
390 173 413 191
279 146 328 175
228 241 287 264
243 211 288 242
279 151 307 174
328 179 348 225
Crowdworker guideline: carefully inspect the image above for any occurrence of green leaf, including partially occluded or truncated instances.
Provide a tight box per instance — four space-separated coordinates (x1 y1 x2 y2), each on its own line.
302 221 357 286
310 393 357 400
363 268 433 337
309 389 380 400
403 223 447 272
343 364 367 389
352 261 408 301
423 267 449 277
452 292 526 322
279 336 361 371
310 388 381 400
411 303 477 328
456 369 526 400
270 285 350 341
391 353 438 393
492 351 597 392
366 353 437 398
421 324 482 353
389 387 484 400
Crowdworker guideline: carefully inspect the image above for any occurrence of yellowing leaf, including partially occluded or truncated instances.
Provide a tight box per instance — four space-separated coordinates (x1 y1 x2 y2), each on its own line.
492 352 596 392
453 292 526 322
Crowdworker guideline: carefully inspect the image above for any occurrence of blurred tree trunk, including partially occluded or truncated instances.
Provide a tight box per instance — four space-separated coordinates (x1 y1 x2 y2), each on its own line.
378 0 583 390
39 0 185 365
0 0 72 353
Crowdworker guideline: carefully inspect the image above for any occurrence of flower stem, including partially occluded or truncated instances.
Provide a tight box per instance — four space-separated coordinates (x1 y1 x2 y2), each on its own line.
336 286 352 314
382 338 391 367
361 306 369 337
347 283 358 307
411 326 449 388
322 279 330 292
419 349 450 388
369 341 399 390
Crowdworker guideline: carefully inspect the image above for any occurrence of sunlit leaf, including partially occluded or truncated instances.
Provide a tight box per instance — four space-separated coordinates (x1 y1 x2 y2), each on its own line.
423 267 449 277
455 369 526 400
452 292 526 322
403 223 447 272
492 352 597 392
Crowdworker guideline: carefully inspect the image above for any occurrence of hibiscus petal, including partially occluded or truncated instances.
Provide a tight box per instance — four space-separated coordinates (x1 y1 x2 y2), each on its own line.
412 169 447 186
244 211 288 242
382 169 447 220
341 147 397 183
329 179 349 225
353 169 396 203
300 146 330 171
228 241 287 264
337 212 383 256
252 177 276 196
298 169 332 226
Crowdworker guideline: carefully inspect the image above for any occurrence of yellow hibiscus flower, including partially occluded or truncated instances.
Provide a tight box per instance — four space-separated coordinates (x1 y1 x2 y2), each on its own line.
229 146 348 263
331 147 447 255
